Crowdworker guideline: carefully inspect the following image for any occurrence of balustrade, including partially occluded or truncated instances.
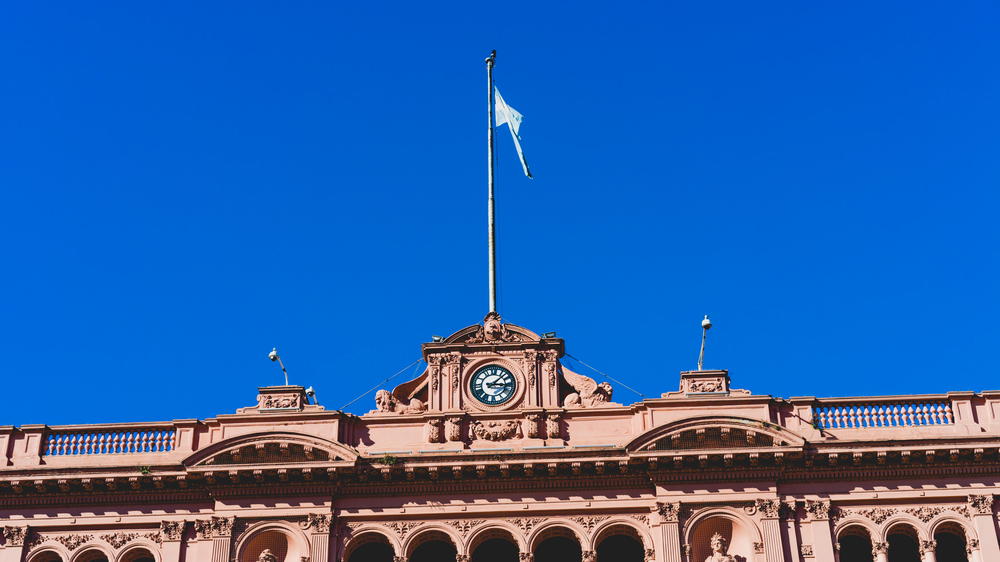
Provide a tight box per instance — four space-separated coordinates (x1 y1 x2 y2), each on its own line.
43 427 176 455
812 400 953 429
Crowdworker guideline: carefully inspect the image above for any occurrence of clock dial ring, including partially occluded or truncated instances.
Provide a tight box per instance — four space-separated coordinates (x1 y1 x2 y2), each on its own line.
470 364 517 405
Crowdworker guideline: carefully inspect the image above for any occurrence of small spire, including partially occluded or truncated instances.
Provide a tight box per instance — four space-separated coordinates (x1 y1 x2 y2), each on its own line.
697 315 712 371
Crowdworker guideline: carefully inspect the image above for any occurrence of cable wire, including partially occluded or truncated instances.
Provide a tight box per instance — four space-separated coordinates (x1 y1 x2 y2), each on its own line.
564 352 645 399
339 358 425 411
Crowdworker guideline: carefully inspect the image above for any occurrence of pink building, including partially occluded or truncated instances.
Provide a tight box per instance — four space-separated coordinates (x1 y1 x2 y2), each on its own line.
1 313 997 562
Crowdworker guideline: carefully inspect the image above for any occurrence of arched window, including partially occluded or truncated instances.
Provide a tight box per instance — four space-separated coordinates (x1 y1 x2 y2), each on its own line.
120 547 157 562
472 537 519 562
346 533 395 562
886 523 920 562
27 553 64 562
535 535 582 562
74 550 110 562
596 534 644 562
934 522 969 562
838 525 874 562
409 530 458 562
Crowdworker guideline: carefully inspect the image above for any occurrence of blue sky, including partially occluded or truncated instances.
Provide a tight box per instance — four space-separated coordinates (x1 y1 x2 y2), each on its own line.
2 2 998 426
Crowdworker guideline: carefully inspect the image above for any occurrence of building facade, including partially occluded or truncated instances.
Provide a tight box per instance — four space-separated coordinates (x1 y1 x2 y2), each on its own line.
1 313 998 562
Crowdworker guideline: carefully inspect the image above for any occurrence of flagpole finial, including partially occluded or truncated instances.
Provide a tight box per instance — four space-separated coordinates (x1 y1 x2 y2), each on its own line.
486 50 496 65
697 315 712 371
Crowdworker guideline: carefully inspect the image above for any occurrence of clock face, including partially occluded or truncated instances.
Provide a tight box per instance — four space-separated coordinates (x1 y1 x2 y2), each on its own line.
470 365 517 405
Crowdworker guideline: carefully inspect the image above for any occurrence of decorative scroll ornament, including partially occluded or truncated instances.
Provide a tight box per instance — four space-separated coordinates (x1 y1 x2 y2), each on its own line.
753 541 765 554
1 526 27 546
523 414 541 438
857 508 897 524
209 516 236 537
644 548 655 561
467 312 521 343
919 540 937 555
160 521 184 542
546 413 562 440
805 500 831 520
57 534 95 551
430 366 440 391
800 544 814 556
907 506 945 522
101 532 157 549
872 542 888 555
755 499 781 518
471 420 523 441
657 502 681 522
968 494 994 514
385 521 419 539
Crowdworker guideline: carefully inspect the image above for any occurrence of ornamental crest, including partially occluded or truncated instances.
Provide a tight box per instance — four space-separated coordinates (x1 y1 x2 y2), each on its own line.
467 312 521 343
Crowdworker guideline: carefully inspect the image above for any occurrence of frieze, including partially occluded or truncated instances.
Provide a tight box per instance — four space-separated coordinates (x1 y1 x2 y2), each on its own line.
26 533 97 551
471 419 523 441
1 526 27 547
688 378 724 393
906 506 944 522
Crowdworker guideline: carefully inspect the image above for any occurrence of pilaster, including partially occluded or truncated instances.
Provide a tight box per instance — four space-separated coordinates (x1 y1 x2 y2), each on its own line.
656 502 682 562
804 500 836 562
159 520 185 562
755 499 784 562
968 495 1000 560
303 513 332 562
0 526 27 562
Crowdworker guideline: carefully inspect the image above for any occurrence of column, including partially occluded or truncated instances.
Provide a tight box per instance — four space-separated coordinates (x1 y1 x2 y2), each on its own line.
159 521 185 562
968 495 1000 560
755 499 784 562
872 542 888 562
0 526 27 562
782 502 802 562
656 502 683 562
305 513 333 562
804 500 836 562
920 540 937 562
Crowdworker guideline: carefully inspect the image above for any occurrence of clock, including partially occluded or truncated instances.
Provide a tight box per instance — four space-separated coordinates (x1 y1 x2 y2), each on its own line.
470 364 517 405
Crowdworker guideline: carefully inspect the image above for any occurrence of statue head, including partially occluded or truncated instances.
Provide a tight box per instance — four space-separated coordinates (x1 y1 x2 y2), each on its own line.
710 533 728 554
258 549 278 562
375 389 394 412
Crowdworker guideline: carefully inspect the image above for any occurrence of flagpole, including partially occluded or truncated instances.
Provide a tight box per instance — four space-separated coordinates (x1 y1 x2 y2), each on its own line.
486 49 497 314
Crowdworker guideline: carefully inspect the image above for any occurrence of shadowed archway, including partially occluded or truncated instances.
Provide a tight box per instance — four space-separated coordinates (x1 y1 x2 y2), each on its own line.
838 525 874 562
886 523 920 562
472 537 519 562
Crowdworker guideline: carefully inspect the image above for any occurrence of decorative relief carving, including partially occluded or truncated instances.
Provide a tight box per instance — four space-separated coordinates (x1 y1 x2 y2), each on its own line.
632 514 649 525
258 393 300 410
657 502 681 523
456 555 471 562
511 518 544 533
582 551 597 562
563 365 613 408
545 362 557 389
872 542 888 556
160 521 184 542
430 366 440 391
100 532 157 549
1 526 26 546
374 389 427 415
448 520 485 538
857 508 897 524
209 516 236 537
471 419 523 441
919 540 936 555
56 534 95 551
706 533 736 561
300 514 331 533
572 516 608 533
424 418 444 443
800 544 814 557
805 500 831 521
907 506 944 522
520 554 534 562
546 414 562 440
467 312 522 343
755 499 781 518
523 414 541 438
446 416 464 442
753 541 765 554
968 494 994 515
644 548 655 561
688 379 724 393
385 521 419 539
782 501 798 520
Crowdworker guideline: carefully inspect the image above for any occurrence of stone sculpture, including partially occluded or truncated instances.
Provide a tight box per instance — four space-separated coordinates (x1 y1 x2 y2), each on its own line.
258 549 278 562
705 533 736 562
562 367 613 407
374 389 427 414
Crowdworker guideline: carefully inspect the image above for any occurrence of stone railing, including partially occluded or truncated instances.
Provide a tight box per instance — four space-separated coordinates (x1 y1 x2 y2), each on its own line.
43 426 177 456
812 397 954 430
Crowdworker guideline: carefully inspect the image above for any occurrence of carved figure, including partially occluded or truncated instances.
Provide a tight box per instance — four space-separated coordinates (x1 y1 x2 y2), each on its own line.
258 549 278 562
705 533 736 562
562 366 613 407
374 389 427 414
467 312 520 343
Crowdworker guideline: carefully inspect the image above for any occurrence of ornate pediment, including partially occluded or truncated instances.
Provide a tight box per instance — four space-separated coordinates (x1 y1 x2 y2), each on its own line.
626 416 807 454
184 432 359 467
440 312 543 345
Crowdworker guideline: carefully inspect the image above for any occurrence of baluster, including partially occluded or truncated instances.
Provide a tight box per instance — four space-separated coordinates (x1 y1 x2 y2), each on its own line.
931 404 942 425
832 407 842 428
919 404 930 425
154 431 164 452
141 431 151 453
43 435 52 456
53 434 63 455
97 433 107 454
123 432 134 454
887 405 897 426
111 432 121 454
944 403 954 424
860 406 870 428
905 405 916 426
169 430 177 451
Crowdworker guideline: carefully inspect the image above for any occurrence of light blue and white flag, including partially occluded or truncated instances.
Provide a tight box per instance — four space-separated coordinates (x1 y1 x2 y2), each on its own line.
494 87 532 178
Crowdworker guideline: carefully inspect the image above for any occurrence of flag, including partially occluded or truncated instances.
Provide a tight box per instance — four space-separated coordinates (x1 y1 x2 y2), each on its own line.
494 87 532 178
